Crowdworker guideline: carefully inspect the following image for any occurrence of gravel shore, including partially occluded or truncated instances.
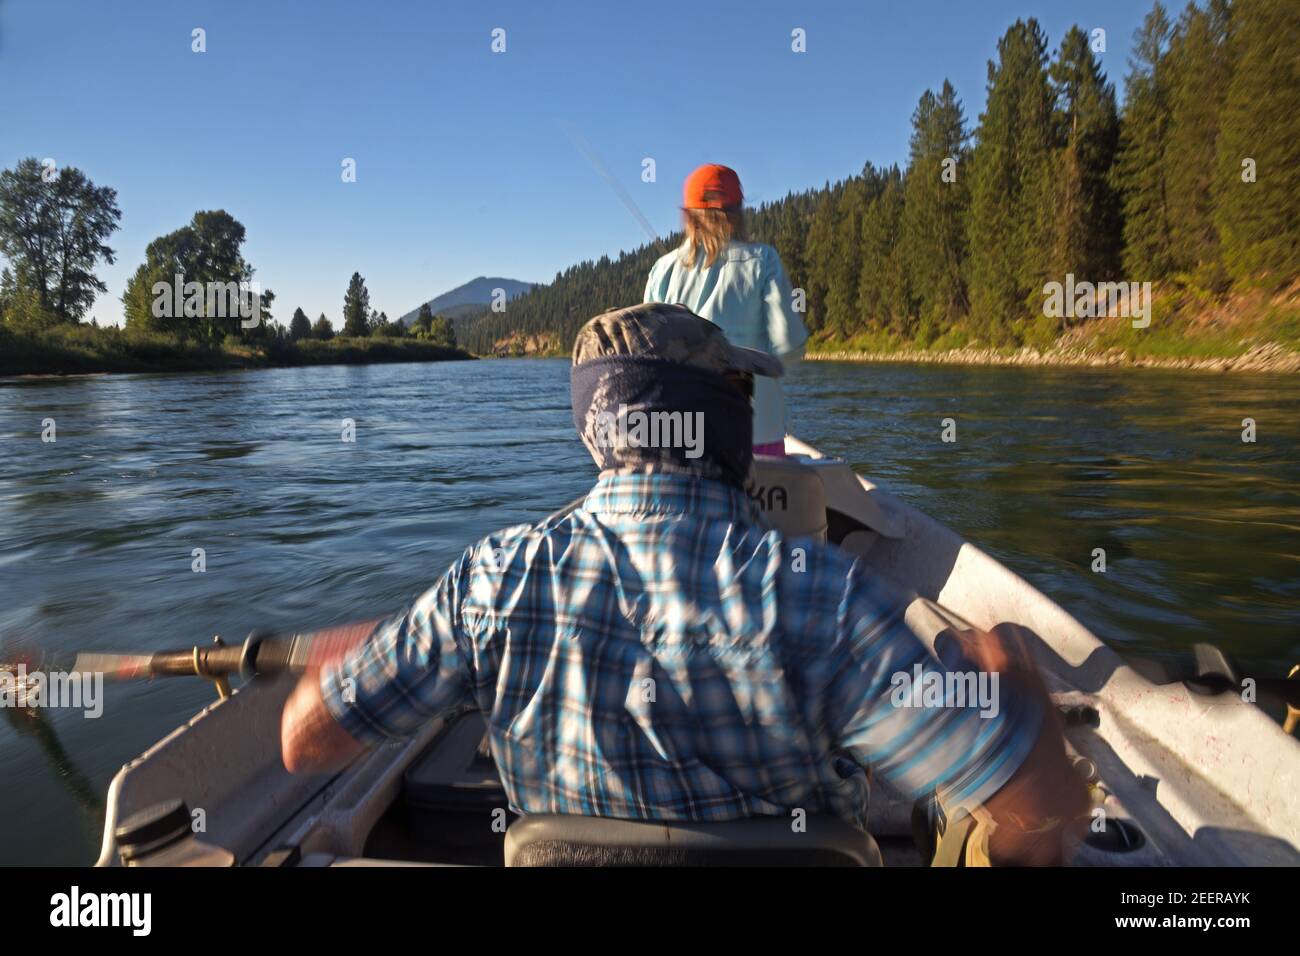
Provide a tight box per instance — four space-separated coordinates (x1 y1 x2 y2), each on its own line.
804 341 1300 373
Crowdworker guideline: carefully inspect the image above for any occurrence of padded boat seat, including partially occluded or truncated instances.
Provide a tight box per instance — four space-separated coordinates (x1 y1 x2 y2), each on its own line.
504 814 884 867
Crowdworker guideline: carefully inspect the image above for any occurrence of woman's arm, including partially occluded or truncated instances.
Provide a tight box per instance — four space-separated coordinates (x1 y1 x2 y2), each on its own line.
761 246 809 360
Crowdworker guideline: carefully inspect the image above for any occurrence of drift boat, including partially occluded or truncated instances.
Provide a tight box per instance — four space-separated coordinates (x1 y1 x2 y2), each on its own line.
94 438 1300 867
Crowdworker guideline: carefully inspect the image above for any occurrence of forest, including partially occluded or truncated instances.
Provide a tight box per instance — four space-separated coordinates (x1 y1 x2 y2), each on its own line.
3 0 1295 372
459 0 1298 361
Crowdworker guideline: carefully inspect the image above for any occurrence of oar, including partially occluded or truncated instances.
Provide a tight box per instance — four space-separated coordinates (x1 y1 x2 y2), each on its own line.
1 617 386 702
1124 643 1300 733
2 694 104 815
1185 643 1300 715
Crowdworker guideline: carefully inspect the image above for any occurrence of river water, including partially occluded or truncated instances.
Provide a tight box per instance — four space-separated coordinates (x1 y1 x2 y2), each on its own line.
1 359 1297 864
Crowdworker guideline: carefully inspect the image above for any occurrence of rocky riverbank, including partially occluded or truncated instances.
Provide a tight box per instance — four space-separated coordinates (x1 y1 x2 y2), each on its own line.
805 341 1300 373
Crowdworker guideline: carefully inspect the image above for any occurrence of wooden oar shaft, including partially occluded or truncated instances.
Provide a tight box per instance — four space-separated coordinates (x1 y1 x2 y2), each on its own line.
3 618 387 684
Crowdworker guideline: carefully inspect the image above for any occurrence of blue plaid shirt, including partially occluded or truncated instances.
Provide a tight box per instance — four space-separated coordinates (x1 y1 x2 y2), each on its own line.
321 473 1039 827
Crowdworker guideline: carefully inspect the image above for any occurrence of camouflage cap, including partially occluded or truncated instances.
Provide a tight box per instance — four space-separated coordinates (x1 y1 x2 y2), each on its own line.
572 303 783 377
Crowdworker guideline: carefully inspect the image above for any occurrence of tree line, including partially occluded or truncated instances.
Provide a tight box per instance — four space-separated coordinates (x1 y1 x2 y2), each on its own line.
0 169 457 351
460 0 1297 355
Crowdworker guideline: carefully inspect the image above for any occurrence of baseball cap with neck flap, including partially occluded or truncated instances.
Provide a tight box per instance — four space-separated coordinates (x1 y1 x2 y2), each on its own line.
571 303 782 487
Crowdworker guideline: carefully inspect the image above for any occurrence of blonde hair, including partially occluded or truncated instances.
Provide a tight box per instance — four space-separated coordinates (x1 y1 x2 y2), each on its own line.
680 208 747 268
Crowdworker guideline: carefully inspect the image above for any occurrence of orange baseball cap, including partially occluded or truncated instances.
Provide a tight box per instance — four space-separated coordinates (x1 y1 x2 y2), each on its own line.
682 164 743 210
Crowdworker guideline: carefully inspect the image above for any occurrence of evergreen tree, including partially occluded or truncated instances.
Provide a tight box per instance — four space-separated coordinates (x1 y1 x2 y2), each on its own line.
311 313 334 340
1047 26 1122 294
902 81 970 333
966 19 1056 341
857 171 910 336
448 2 1298 356
771 201 809 297
411 302 435 336
1213 0 1300 284
801 182 844 333
1115 3 1175 279
1164 0 1234 279
342 272 370 337
289 307 311 341
251 288 275 341
823 172 875 338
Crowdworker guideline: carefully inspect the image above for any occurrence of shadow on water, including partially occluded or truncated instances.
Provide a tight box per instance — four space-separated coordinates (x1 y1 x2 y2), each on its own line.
2 706 103 818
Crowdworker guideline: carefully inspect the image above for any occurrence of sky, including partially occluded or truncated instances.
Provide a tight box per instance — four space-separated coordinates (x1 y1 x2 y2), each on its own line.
0 0 1153 327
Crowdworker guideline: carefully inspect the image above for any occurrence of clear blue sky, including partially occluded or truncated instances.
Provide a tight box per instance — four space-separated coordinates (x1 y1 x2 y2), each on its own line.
0 0 1151 327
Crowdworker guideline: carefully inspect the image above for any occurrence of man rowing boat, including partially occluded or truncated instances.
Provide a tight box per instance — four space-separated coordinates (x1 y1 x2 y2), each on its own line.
281 302 1086 864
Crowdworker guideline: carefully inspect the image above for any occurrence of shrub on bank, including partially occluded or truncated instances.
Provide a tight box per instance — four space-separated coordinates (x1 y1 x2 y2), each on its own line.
0 324 473 375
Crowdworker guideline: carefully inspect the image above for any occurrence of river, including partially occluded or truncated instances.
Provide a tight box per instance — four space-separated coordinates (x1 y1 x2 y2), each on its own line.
1 359 1297 864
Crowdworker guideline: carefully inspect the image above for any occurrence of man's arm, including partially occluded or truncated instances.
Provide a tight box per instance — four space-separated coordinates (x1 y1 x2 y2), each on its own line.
280 548 475 775
281 668 363 775
829 574 1088 865
944 624 1089 866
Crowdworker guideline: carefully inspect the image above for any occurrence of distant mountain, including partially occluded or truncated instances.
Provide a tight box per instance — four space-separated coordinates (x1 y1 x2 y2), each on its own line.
398 276 535 325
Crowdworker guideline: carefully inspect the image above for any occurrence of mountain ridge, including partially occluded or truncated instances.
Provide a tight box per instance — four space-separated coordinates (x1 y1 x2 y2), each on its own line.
398 276 535 325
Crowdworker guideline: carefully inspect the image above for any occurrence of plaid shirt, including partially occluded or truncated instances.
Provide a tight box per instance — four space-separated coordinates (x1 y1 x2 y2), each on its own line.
321 473 1039 827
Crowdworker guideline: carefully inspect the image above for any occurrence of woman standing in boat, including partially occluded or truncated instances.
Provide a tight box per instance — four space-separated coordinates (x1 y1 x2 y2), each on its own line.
645 164 808 456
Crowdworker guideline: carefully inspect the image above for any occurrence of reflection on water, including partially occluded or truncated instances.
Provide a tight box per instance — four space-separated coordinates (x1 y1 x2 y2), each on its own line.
792 362 1300 672
1 359 1297 864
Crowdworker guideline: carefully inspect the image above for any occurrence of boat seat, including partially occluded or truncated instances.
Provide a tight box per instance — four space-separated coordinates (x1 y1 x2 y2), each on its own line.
749 455 828 541
504 814 884 867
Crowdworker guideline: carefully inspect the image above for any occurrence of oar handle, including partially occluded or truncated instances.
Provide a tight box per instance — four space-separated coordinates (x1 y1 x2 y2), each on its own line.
5 617 392 686
150 618 388 681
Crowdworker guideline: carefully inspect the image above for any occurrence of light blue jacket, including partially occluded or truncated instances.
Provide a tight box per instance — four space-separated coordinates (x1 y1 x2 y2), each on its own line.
645 240 808 445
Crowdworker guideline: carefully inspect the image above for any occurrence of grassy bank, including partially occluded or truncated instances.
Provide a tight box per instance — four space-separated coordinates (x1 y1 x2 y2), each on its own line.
0 324 474 376
806 284 1300 372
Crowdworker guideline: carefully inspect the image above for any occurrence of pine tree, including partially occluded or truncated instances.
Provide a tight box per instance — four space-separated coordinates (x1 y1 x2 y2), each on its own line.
800 181 843 334
311 313 334 340
772 202 808 293
824 172 874 338
1046 25 1122 296
966 19 1056 342
857 171 909 336
342 272 370 337
1213 0 1300 284
902 81 970 335
1164 0 1234 280
288 307 311 341
1115 3 1175 279
411 302 435 335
